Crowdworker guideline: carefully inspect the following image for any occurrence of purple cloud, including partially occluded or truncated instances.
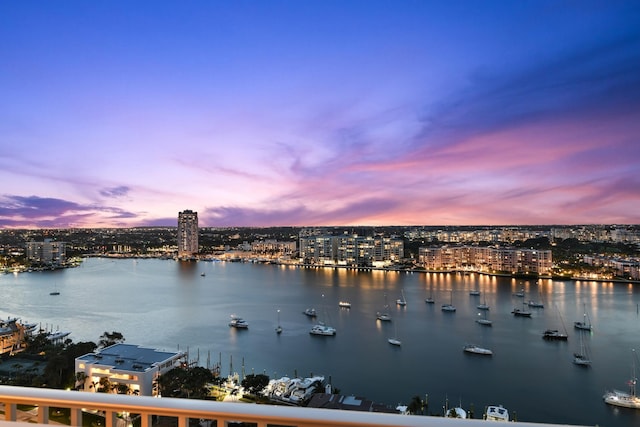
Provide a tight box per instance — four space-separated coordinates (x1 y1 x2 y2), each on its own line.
0 195 141 228
99 186 130 198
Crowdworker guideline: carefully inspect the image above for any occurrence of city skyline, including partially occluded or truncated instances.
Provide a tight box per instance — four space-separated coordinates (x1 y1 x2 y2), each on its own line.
1 1 639 229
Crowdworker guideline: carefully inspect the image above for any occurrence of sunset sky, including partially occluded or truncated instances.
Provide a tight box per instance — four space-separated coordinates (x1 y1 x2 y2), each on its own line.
1 1 639 228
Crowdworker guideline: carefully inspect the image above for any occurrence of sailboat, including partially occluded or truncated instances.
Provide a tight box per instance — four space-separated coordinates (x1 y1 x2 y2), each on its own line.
477 294 489 311
527 285 544 308
310 294 336 336
511 290 532 317
388 320 401 346
425 286 435 304
441 290 456 312
573 330 591 366
396 289 407 306
574 304 592 331
543 305 568 340
476 311 492 326
275 309 283 334
511 300 532 317
603 349 640 408
376 293 392 321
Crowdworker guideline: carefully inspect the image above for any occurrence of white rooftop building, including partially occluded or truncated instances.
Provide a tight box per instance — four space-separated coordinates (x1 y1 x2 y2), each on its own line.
75 343 186 396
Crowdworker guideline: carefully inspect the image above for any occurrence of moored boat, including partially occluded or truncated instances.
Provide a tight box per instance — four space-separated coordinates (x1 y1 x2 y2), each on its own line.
376 312 392 321
229 315 249 329
476 311 492 326
396 289 407 306
309 323 336 336
388 337 401 346
511 307 532 317
338 301 351 308
377 293 392 321
573 330 591 366
574 304 592 331
603 349 640 409
542 329 568 340
442 290 456 312
463 344 493 356
275 309 282 334
303 308 317 317
603 388 640 409
512 297 532 317
477 294 489 310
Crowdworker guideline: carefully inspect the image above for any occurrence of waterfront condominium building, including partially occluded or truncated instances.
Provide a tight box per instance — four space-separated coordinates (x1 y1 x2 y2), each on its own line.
25 238 66 265
418 245 553 275
299 233 404 267
177 210 199 258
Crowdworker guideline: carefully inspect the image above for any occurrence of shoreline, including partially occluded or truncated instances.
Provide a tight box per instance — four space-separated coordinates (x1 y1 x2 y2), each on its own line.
5 254 639 285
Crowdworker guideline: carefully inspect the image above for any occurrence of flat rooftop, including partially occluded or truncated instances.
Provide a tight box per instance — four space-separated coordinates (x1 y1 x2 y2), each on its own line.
77 343 183 372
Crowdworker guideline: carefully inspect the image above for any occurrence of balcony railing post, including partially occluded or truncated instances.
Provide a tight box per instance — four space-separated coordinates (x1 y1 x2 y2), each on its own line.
70 407 82 426
139 413 152 427
105 410 117 427
177 415 187 427
37 406 49 424
3 403 17 421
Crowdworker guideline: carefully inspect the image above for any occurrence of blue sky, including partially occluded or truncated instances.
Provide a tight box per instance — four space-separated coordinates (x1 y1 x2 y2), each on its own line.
1 1 639 227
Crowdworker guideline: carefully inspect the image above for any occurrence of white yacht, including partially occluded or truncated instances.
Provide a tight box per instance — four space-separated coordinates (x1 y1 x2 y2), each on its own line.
309 324 336 336
228 315 249 329
603 349 640 408
388 337 401 346
603 388 640 409
463 344 493 356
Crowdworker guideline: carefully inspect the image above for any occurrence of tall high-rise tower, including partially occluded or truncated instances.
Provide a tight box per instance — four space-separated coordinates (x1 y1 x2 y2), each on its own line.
177 210 199 258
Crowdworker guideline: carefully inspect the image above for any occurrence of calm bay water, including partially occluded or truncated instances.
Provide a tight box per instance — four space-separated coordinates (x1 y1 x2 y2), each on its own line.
1 257 640 426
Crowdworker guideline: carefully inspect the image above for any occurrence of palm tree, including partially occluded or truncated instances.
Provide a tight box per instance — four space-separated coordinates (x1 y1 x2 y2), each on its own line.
75 372 88 390
407 395 424 415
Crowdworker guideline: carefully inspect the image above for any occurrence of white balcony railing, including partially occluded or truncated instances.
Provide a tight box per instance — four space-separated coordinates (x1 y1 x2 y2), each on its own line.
0 385 585 427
